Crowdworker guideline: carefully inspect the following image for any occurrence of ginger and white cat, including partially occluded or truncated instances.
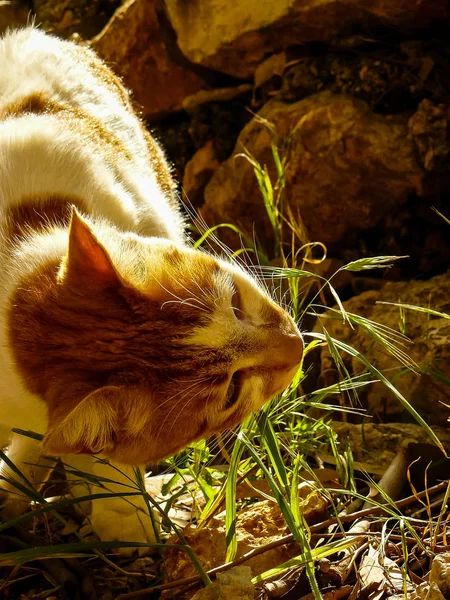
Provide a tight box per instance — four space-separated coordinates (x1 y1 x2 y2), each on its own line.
0 27 303 549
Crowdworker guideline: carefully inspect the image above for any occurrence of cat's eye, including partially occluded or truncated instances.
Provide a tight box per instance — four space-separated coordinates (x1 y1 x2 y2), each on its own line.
225 371 241 409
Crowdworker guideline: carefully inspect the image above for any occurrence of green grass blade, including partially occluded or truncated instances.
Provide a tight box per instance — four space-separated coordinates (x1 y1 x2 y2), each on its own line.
290 457 301 529
377 301 450 320
238 433 323 600
0 541 188 566
328 282 352 327
306 332 446 455
225 427 246 562
252 537 357 584
271 144 286 188
257 412 288 492
339 256 407 272
11 428 43 441
0 448 38 492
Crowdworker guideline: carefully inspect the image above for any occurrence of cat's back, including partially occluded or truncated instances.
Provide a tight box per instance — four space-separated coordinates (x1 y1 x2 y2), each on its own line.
0 27 182 241
0 27 143 162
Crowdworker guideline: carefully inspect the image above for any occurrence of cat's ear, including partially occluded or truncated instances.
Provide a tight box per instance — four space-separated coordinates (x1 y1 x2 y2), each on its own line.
42 387 120 456
60 207 120 286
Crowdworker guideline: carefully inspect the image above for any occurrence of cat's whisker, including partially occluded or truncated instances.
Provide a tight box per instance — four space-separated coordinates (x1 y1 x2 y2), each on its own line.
158 384 208 440
249 227 272 296
164 269 211 310
168 374 210 384
161 298 209 313
154 378 211 414
163 374 221 441
182 197 245 268
203 379 219 411
150 273 209 312
189 277 210 305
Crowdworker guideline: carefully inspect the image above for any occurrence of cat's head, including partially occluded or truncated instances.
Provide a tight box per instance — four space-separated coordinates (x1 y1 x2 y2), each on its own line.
10 209 303 464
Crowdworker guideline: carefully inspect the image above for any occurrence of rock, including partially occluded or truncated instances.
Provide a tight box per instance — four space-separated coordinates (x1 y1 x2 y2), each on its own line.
319 270 450 426
405 556 450 600
201 92 423 252
182 85 252 113
331 423 450 472
33 0 121 39
191 567 254 600
254 53 286 92
188 93 253 163
279 51 428 113
163 483 327 585
430 553 450 598
91 0 205 120
164 0 449 78
409 99 450 172
183 141 220 208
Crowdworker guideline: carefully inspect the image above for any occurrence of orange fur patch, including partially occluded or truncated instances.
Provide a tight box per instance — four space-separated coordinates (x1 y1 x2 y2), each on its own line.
1 92 52 118
1 91 132 162
68 44 176 200
4 194 87 245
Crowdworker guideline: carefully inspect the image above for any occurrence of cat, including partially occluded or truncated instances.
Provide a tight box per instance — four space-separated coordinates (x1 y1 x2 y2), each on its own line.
0 26 303 551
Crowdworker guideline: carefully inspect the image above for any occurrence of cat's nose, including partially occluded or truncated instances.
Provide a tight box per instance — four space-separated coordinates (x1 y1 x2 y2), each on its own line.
270 330 304 370
283 332 304 368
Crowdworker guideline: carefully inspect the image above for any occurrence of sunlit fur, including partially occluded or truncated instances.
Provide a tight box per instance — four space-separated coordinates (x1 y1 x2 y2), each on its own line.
0 27 303 543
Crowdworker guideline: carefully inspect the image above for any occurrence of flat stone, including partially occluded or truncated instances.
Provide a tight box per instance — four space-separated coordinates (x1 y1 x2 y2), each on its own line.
163 483 327 585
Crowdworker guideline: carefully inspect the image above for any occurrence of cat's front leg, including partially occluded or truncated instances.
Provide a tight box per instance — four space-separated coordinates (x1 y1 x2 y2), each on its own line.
65 455 158 556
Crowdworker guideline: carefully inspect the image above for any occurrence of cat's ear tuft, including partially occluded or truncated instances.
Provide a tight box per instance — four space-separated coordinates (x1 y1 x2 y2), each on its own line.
61 207 120 286
42 387 121 456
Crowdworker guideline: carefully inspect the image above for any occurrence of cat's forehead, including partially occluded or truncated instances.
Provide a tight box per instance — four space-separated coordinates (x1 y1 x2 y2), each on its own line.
213 257 265 304
184 257 282 350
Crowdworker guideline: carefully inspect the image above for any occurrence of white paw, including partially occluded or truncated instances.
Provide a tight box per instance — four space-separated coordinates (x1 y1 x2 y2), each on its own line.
90 506 159 556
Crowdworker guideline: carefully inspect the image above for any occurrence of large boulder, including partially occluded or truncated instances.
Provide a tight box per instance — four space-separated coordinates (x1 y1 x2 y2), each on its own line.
91 0 206 120
164 0 449 78
319 270 450 426
201 92 423 252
